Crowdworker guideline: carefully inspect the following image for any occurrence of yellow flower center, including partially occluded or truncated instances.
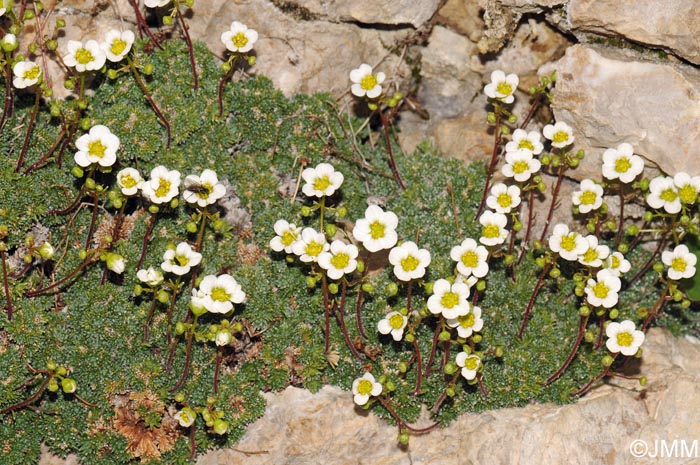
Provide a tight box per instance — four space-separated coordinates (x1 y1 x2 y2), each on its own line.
678 184 698 204
582 248 599 264
369 220 386 239
388 313 405 330
518 139 534 151
616 331 633 347
482 224 500 239
660 188 678 203
305 241 323 257
330 252 350 270
496 81 512 96
552 131 569 144
75 48 94 65
313 175 331 193
512 160 529 174
357 379 373 395
440 291 460 309
611 255 620 269
592 281 609 299
671 257 687 273
194 183 213 199
560 234 577 252
232 32 249 49
281 230 297 247
360 74 377 91
400 255 419 272
120 174 137 189
24 66 40 80
88 140 107 158
211 286 230 302
461 250 479 268
155 179 172 198
458 313 475 329
175 254 189 267
580 190 597 205
464 356 479 370
497 193 512 208
615 157 631 173
110 39 127 56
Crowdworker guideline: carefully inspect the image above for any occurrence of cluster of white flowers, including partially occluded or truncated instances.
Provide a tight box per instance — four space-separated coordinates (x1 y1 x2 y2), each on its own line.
190 273 246 314
647 173 700 214
64 29 136 73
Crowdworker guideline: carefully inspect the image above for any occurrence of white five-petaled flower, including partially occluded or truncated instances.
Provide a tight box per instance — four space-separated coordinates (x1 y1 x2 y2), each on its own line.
12 61 41 89
352 205 398 252
141 165 181 204
63 39 106 73
501 149 541 183
447 305 484 339
585 268 621 308
291 227 329 263
455 352 481 381
183 169 227 207
136 266 164 287
388 241 431 282
74 125 120 168
270 219 301 254
673 172 700 205
102 29 134 62
161 242 202 276
647 176 681 214
216 328 233 346
450 238 489 278
483 70 518 104
105 253 126 274
543 121 574 149
144 0 170 7
427 278 470 319
352 372 382 406
572 179 604 214
601 143 644 184
116 167 143 196
578 235 610 268
301 162 344 198
350 63 386 99
505 129 543 155
377 311 408 341
486 182 521 214
197 274 246 314
318 240 359 280
478 211 508 247
604 251 631 277
221 21 258 53
605 320 645 356
548 223 588 261
662 244 697 281
174 407 196 428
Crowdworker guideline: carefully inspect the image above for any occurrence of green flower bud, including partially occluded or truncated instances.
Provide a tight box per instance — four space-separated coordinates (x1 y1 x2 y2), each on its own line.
367 102 378 111
398 361 408 373
475 280 486 292
157 290 170 304
568 158 579 168
398 432 410 445
579 305 590 317
551 155 561 168
185 0 194 6
56 18 66 28
84 177 96 190
681 299 692 309
584 330 595 343
174 392 185 403
46 39 58 51
23 10 35 20
107 69 118 80
162 15 173 25
169 198 179 209
601 355 614 367
600 203 609 214
673 290 684 302
324 223 337 237
472 334 482 344
56 366 67 376
385 282 398 297
360 282 374 293
143 63 154 75
643 211 653 222
356 260 365 274
221 61 232 73
48 378 59 392
574 286 584 297
328 283 339 294
652 262 665 273
625 224 639 236
639 376 647 386
306 276 317 288
540 154 551 166
512 220 523 232
608 308 619 319
175 322 186 335
46 360 57 371
535 257 546 268
148 205 160 214
486 112 496 124
247 56 256 67
113 198 123 209
78 249 88 260
605 220 616 231
596 308 606 317
548 267 561 279
300 206 312 217
446 386 456 397
423 281 434 294
70 166 84 178
134 284 143 297
212 419 228 435
185 221 198 233
404 333 415 343
38 242 55 260
77 99 88 111
537 182 546 193
500 125 510 136
28 43 38 54
438 330 451 342
444 362 458 375
639 178 650 191
617 242 629 254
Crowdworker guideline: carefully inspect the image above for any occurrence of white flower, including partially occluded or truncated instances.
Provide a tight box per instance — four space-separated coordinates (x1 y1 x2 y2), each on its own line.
350 63 385 99
105 253 125 274
377 311 408 341
0 33 17 51
270 219 301 254
427 278 470 319
291 227 328 263
572 179 604 214
63 39 106 73
198 274 246 314
388 241 431 282
601 143 644 184
161 242 202 276
605 320 645 356
478 211 508 246
74 125 120 168
116 167 143 196
543 121 574 149
578 235 610 268
141 165 181 204
352 372 382 406
662 244 697 280
174 407 196 427
317 240 359 280
505 129 543 155
604 251 631 277
486 182 521 214
189 288 209 316
673 172 700 205
136 266 164 287
0 0 11 17
585 269 621 308
447 305 483 339
221 21 258 53
102 29 134 62
301 163 344 198
455 352 481 381
12 61 41 89
647 176 681 214
144 0 170 7
215 328 233 346
483 70 518 104
501 149 541 183
352 205 398 253
548 223 587 261
183 169 227 207
450 238 489 278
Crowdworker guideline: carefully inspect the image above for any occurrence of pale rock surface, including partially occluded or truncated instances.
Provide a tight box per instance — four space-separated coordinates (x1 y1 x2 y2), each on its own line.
546 44 700 180
569 0 700 65
435 0 485 42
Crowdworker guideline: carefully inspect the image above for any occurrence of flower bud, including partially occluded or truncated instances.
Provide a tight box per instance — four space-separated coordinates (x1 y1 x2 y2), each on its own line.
652 262 665 274
398 361 408 373
38 242 55 260
162 15 173 25
78 249 88 260
84 177 96 190
105 253 126 274
300 206 311 217
548 267 561 279
216 328 233 346
404 333 415 343
328 283 339 294
438 330 451 342
579 305 590 317
601 355 614 367
48 378 59 392
61 377 77 393
608 308 619 319
356 260 365 274
185 221 198 233
213 419 228 435
56 18 66 28
336 206 347 218
143 63 154 75
643 211 653 222
398 432 410 445
157 290 170 304
584 330 595 343
385 282 398 297
148 205 160 214
444 362 458 375
1 34 18 52
247 56 256 67
185 0 195 6
324 223 337 237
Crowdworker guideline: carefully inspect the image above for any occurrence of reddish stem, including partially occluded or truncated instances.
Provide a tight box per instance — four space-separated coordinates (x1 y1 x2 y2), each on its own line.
25 127 66 174
423 323 442 378
1 250 13 321
213 349 222 394
24 255 95 297
15 88 41 172
476 114 501 218
544 315 588 385
355 286 367 339
321 275 331 354
0 63 14 133
335 282 363 360
175 5 199 90
169 330 194 393
218 66 234 117
517 262 552 339
136 212 157 270
128 0 164 50
0 376 50 415
538 164 566 244
377 396 439 434
141 294 159 343
377 108 405 190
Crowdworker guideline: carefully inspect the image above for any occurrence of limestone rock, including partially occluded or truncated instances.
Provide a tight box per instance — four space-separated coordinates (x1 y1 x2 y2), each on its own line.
435 0 485 42
570 0 700 65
